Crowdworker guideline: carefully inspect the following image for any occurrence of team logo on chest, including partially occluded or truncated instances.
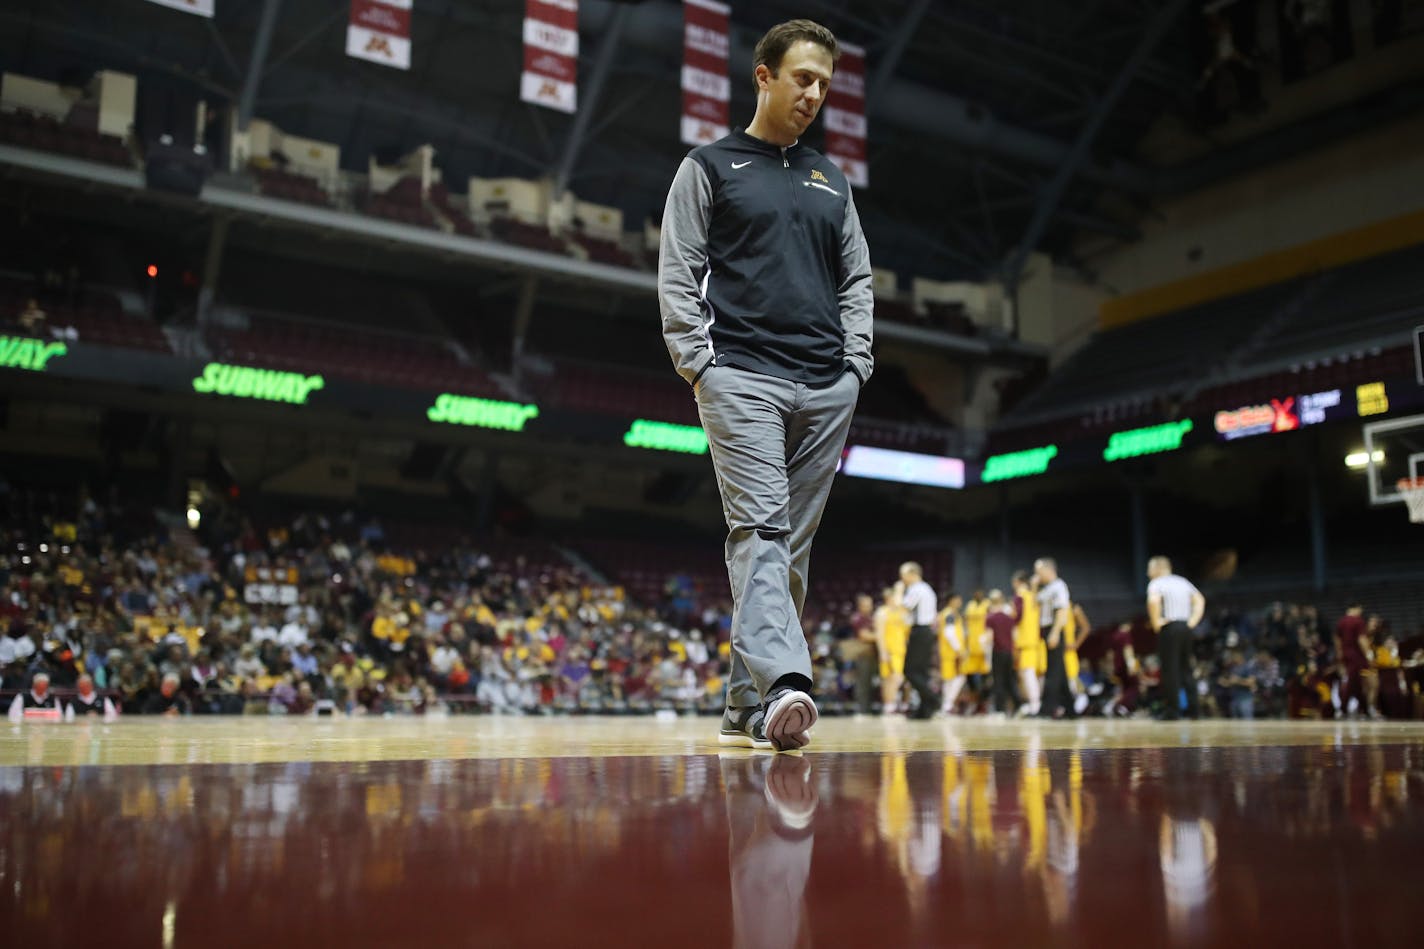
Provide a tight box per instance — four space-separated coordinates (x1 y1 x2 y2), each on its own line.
803 168 842 198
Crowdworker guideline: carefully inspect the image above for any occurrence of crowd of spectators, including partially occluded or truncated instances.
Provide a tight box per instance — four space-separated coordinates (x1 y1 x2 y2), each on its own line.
1189 600 1422 720
4 478 1421 721
1064 600 1423 721
0 481 738 718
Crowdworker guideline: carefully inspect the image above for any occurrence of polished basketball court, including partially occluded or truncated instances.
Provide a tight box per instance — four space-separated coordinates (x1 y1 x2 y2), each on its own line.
4 716 1423 946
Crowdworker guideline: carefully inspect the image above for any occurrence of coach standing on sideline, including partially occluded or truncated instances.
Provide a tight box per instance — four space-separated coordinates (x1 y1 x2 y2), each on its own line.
659 19 873 752
1147 556 1206 721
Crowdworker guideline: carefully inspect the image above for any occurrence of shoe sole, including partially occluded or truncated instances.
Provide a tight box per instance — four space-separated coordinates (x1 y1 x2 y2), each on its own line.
718 731 773 751
764 691 817 752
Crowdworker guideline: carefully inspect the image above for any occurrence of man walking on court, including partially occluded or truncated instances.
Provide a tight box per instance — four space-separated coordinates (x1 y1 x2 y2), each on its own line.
1147 556 1206 721
659 18 873 751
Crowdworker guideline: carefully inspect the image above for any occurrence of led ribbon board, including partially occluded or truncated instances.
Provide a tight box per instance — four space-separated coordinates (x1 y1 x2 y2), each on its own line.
981 445 1058 483
623 420 708 454
427 394 539 431
841 446 965 489
1103 420 1193 461
0 336 67 372
1215 389 1351 440
192 363 324 405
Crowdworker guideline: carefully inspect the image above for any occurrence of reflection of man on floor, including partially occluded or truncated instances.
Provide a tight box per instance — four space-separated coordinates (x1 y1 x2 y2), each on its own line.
723 754 817 949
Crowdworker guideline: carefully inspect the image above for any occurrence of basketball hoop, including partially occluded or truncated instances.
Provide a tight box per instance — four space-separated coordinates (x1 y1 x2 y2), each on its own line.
1399 477 1424 524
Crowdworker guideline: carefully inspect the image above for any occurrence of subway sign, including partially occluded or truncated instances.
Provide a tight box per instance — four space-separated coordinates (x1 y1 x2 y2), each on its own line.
1104 420 1194 461
192 362 325 404
426 394 539 431
0 336 67 372
623 419 708 454
981 445 1058 482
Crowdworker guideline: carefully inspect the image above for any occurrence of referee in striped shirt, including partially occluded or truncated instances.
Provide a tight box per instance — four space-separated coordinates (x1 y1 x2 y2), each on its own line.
1146 556 1206 721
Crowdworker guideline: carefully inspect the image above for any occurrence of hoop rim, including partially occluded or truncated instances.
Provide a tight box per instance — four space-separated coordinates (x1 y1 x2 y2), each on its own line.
1400 477 1424 523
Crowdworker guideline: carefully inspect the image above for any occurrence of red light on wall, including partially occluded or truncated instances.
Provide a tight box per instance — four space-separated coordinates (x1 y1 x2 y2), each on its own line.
146 265 158 278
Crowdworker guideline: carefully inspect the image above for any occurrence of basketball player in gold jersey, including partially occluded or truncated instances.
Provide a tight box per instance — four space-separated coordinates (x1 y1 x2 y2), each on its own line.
1012 571 1041 716
938 593 967 714
1039 594 1085 717
875 586 909 715
1066 601 1090 715
962 589 991 689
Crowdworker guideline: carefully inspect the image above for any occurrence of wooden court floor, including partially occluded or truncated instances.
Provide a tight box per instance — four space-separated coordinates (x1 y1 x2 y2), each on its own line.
5 714 1424 766
6 716 1424 946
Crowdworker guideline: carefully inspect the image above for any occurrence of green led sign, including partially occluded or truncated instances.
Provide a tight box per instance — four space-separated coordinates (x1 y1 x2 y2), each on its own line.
427 394 539 431
1 336 67 372
193 363 324 404
981 445 1058 482
1103 419 1193 462
623 419 708 454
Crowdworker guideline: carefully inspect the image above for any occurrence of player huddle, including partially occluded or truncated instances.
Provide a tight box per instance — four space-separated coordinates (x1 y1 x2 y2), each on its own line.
873 558 1092 719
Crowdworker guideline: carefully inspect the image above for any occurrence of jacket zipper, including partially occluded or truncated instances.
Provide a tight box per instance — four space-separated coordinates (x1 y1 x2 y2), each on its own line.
782 146 802 230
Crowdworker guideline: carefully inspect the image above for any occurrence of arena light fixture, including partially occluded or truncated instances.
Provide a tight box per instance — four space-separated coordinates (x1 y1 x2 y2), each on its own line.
1345 449 1385 470
841 446 965 489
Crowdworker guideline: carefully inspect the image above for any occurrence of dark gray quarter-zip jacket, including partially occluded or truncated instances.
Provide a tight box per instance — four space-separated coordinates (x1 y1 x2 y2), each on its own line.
658 128 874 388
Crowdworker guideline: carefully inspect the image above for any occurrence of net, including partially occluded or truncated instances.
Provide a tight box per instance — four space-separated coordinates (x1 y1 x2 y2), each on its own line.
1399 478 1424 524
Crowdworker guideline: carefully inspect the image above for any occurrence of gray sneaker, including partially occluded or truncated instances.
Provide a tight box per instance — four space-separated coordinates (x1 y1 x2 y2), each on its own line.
763 688 818 752
718 705 773 750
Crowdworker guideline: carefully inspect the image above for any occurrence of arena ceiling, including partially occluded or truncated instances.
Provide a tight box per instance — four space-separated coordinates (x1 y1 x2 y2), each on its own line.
4 0 1423 286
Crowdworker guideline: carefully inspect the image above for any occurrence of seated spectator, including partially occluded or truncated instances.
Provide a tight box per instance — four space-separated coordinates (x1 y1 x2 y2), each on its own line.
65 674 118 720
278 613 309 648
268 673 298 713
17 298 46 335
291 641 319 679
1218 650 1257 719
142 673 190 716
239 678 268 715
251 610 280 646
289 681 316 716
7 672 62 722
233 643 266 679
429 636 460 687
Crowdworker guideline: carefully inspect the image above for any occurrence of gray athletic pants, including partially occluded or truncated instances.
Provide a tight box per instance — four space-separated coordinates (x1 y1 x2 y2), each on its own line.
695 364 859 709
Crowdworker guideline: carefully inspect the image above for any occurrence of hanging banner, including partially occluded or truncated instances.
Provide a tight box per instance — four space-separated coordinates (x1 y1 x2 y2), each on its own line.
521 0 579 114
823 41 867 188
681 0 731 146
145 0 216 16
347 0 413 70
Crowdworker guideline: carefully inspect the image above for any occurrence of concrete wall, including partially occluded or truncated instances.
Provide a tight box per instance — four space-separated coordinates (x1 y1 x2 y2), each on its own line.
1 73 77 118
1089 116 1424 328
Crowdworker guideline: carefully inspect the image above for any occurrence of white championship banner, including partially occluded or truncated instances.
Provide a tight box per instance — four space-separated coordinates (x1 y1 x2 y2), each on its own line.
347 0 412 71
522 0 579 114
681 0 730 146
145 0 216 16
823 41 867 188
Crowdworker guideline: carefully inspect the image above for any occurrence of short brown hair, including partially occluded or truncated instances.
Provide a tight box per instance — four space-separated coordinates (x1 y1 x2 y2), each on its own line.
752 19 839 93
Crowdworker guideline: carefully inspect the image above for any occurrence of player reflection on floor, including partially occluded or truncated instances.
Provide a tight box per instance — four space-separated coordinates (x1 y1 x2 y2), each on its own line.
722 754 818 949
